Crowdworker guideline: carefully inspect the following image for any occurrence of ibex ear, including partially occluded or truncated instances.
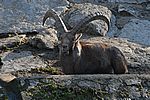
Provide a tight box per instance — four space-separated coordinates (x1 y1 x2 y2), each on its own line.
74 33 82 43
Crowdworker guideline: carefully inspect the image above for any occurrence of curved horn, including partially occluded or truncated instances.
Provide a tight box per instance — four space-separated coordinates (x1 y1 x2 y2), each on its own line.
43 9 69 33
70 12 110 35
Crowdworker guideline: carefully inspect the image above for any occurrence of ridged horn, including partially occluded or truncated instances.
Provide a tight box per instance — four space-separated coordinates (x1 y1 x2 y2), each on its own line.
70 12 110 35
43 9 69 33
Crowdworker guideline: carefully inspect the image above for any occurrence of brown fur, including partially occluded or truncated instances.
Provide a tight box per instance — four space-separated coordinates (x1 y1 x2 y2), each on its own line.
61 41 128 74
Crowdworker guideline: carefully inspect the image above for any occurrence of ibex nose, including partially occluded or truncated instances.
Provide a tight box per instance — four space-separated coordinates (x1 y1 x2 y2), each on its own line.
62 45 69 54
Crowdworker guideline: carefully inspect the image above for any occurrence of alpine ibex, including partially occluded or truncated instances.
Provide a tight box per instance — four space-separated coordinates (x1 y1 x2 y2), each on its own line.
43 9 128 74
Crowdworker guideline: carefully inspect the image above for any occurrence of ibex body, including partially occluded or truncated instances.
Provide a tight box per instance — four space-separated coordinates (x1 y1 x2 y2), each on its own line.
43 9 128 74
60 41 128 74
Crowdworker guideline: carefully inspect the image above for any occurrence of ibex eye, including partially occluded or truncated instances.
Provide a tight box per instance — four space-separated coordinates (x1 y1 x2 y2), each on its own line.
63 45 68 49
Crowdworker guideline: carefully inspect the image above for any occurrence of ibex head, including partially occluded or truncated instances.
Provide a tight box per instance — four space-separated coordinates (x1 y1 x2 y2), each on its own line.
43 9 110 56
59 33 82 56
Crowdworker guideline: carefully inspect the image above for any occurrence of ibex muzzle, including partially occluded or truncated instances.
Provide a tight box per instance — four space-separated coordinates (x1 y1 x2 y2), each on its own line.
43 9 128 74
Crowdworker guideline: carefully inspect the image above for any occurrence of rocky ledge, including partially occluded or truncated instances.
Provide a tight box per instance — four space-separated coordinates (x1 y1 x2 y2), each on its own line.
0 74 150 99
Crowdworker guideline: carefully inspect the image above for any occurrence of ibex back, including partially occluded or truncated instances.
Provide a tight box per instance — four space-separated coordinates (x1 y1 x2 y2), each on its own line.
43 9 128 74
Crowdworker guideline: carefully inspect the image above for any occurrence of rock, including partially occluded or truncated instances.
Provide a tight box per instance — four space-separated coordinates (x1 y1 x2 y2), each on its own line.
58 3 111 36
11 74 150 99
67 0 149 4
78 80 101 89
0 0 149 34
29 28 58 49
116 17 133 29
125 79 141 86
145 47 150 55
118 4 150 20
0 74 16 84
0 0 69 33
107 15 118 37
0 73 23 100
119 19 150 46
146 3 150 10
0 51 46 72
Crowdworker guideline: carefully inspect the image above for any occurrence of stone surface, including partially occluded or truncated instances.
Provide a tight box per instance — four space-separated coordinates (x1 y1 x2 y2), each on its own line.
119 19 150 46
29 28 58 49
57 3 112 36
115 17 133 29
146 3 150 10
107 15 118 37
67 0 149 4
118 4 150 20
0 51 46 72
0 0 149 45
0 0 69 33
0 73 16 83
1 74 149 99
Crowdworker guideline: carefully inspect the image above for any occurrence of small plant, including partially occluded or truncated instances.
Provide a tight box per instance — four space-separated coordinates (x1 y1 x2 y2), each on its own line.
25 80 108 100
31 67 64 75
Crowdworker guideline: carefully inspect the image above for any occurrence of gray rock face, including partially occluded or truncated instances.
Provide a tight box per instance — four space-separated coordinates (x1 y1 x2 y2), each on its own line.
29 28 58 49
146 3 150 10
0 51 46 72
7 74 150 99
67 0 149 4
0 0 69 33
107 15 118 37
119 19 150 46
118 4 150 20
58 3 112 36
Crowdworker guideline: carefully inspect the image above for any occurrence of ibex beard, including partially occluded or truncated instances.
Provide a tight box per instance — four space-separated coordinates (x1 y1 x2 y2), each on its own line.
43 9 128 74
